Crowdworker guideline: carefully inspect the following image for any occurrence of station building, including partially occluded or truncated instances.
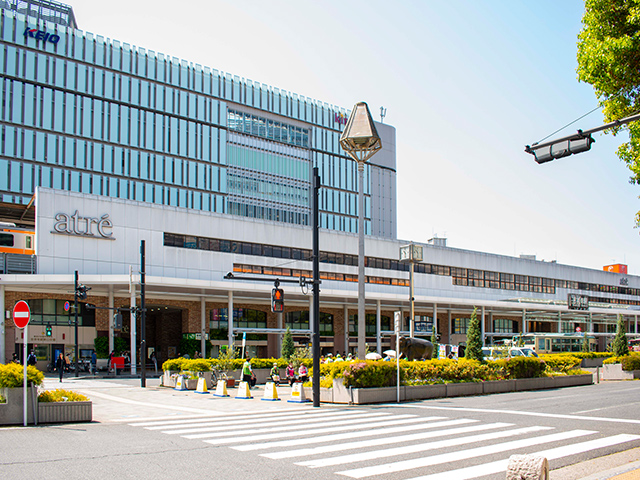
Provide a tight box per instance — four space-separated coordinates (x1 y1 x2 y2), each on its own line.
0 1 639 367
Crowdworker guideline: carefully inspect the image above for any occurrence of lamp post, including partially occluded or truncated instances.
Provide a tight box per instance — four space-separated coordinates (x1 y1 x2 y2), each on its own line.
399 243 423 338
340 102 382 359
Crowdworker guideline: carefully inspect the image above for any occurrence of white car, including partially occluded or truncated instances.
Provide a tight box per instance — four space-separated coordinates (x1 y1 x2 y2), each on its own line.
482 347 539 361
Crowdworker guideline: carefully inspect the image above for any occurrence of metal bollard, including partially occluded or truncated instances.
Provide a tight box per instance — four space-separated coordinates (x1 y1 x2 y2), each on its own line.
506 454 549 480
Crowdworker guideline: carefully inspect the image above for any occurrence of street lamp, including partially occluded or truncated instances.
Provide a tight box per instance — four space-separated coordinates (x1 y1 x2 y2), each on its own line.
400 243 423 338
340 102 382 359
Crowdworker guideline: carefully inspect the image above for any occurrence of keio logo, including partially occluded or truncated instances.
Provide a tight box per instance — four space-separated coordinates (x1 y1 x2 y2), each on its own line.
24 28 60 45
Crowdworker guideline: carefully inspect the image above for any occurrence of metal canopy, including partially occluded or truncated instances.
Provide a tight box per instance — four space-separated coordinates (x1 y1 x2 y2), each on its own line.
339 102 382 163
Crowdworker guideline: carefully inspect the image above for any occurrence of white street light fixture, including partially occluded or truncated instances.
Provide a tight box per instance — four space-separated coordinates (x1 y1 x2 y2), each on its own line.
340 102 382 359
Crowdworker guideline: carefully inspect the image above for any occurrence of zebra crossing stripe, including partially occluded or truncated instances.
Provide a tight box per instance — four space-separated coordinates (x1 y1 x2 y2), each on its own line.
122 414 219 425
336 429 597 478
157 410 387 433
264 422 514 460
401 433 640 480
232 416 455 452
299 425 551 468
134 408 359 428
202 415 426 445
169 412 398 436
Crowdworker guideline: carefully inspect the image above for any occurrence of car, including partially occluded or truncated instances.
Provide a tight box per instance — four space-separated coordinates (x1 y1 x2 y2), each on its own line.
482 346 539 361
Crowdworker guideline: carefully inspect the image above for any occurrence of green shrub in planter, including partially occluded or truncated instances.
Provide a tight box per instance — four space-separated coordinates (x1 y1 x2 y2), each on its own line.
180 359 211 372
539 354 581 373
621 353 640 371
0 393 5 403
342 361 401 388
162 358 185 372
502 357 545 379
38 389 89 402
603 356 624 365
0 363 44 387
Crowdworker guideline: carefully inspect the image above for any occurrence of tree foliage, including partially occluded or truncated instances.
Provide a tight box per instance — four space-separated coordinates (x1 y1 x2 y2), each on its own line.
612 314 629 356
465 307 484 362
577 0 640 224
281 327 295 359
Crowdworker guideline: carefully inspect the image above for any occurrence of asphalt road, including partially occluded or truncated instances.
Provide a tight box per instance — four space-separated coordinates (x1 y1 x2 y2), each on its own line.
1 377 639 480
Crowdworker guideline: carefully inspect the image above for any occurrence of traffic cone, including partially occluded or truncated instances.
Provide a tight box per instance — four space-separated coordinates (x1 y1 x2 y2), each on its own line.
213 379 229 397
174 375 187 391
261 381 280 401
195 377 209 394
287 381 310 403
235 381 252 399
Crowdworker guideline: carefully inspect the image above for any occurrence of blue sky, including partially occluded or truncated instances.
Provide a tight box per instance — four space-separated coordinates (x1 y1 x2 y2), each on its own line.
71 0 640 272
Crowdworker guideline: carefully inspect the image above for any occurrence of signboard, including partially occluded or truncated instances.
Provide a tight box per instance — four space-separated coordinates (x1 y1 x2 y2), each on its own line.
603 264 627 274
12 301 31 329
568 294 589 311
399 244 424 263
394 311 401 335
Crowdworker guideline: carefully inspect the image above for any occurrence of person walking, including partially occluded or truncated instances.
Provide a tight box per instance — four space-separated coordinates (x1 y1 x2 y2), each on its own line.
270 363 280 386
150 351 158 373
242 357 255 388
55 353 65 382
91 350 97 375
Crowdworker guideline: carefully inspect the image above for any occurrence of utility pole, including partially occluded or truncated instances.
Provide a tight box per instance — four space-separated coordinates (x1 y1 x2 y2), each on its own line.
312 167 321 408
140 240 146 388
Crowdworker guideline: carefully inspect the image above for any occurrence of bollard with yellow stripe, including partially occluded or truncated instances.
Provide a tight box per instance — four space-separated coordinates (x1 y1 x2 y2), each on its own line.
261 381 280 401
195 376 209 394
287 381 310 403
235 381 253 399
174 375 187 391
213 379 229 397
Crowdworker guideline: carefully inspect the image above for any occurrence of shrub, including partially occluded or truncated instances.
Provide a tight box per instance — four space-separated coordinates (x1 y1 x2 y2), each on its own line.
539 354 581 373
38 389 89 402
281 327 295 359
0 363 44 387
612 315 629 357
162 358 185 372
0 393 5 403
621 353 640 371
501 357 545 379
179 359 211 372
465 307 483 362
342 361 400 388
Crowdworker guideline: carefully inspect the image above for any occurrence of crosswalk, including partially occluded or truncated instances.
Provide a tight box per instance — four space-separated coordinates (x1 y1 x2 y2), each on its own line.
128 407 640 479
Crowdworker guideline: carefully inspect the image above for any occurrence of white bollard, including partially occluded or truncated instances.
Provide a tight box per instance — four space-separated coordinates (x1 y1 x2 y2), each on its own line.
506 455 549 480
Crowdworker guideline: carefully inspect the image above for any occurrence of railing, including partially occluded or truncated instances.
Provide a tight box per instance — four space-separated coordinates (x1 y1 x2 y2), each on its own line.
0 253 37 274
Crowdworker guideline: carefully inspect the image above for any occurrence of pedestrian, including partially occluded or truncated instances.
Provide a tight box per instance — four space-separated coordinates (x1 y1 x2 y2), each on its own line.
150 351 158 373
12 353 19 363
270 363 280 386
242 356 255 387
286 362 296 386
27 350 37 366
298 363 308 383
55 352 65 382
91 350 97 375
64 353 71 372
108 350 115 372
193 351 201 359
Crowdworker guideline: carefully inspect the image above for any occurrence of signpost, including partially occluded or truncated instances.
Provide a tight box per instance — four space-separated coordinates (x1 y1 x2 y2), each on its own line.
13 300 30 427
394 311 401 403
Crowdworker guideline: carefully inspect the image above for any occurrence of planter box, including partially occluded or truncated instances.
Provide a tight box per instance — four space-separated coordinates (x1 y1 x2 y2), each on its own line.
0 387 36 425
446 382 483 397
482 379 516 394
581 358 604 368
601 363 640 380
39 401 92 424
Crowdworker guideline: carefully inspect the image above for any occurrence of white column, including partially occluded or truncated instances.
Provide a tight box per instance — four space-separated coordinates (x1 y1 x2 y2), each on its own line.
227 291 234 350
130 272 136 375
0 284 5 363
201 296 206 358
433 303 438 339
522 309 527 334
376 299 381 354
108 286 114 355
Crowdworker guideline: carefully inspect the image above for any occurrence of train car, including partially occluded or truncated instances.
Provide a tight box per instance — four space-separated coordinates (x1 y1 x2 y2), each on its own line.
0 225 35 255
519 333 597 354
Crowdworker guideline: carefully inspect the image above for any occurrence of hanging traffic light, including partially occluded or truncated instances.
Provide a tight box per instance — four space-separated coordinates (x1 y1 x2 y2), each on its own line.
526 135 595 164
114 312 123 329
75 284 91 300
271 288 284 313
46 323 52 337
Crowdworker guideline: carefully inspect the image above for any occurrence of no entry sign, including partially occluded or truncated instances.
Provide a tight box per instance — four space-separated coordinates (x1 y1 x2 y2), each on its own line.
13 300 30 329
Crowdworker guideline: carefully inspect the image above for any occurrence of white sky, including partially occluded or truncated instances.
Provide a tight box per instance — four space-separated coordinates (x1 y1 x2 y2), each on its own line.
69 0 640 273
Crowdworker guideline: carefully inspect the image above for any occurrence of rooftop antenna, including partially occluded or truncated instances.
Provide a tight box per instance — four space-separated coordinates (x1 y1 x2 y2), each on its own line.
380 106 387 123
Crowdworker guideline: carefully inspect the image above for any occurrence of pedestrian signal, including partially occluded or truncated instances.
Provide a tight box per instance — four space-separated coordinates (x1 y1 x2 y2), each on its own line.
271 288 284 313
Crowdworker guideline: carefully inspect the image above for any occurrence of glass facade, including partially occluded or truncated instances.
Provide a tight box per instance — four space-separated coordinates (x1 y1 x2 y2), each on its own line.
0 5 395 237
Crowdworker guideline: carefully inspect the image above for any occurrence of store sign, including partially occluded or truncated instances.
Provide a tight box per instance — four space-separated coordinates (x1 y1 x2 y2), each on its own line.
335 112 347 125
568 293 589 311
24 28 60 45
620 277 629 286
52 211 115 240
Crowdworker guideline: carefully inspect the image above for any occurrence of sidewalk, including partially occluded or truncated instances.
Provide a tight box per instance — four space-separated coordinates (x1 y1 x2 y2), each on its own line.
550 447 640 480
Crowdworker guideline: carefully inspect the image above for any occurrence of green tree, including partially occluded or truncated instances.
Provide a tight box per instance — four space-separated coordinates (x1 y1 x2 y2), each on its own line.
577 0 640 224
581 333 591 353
430 331 439 359
612 314 629 357
465 307 483 362
281 327 295 359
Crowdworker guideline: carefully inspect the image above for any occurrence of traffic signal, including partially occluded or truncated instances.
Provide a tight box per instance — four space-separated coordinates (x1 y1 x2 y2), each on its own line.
76 284 91 300
525 135 594 164
271 288 284 313
114 312 123 329
46 324 52 337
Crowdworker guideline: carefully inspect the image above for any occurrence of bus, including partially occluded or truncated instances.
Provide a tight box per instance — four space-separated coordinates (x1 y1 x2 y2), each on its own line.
516 333 597 354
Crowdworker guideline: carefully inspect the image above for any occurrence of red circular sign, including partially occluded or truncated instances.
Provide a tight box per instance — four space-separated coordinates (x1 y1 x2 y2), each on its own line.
12 300 31 329
576 326 582 333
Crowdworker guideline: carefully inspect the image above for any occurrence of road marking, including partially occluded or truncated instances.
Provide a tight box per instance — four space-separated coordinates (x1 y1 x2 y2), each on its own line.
401 434 640 480
168 412 397 436
264 422 513 459
143 409 368 429
335 429 597 478
232 416 454 452
403 404 640 425
202 415 425 445
299 425 552 468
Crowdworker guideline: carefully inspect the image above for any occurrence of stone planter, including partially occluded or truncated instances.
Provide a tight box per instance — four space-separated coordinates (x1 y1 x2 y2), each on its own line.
39 401 92 424
581 357 604 368
0 387 36 425
162 371 179 388
601 363 640 380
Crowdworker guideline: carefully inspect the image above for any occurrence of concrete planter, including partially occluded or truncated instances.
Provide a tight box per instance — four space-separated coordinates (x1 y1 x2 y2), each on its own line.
38 401 92 424
601 363 640 380
581 357 604 368
0 387 36 425
323 374 593 405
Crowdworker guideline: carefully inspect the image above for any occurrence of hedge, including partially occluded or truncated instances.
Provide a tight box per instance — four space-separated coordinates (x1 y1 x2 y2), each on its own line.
38 389 89 402
162 357 313 372
0 363 44 388
539 354 582 373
